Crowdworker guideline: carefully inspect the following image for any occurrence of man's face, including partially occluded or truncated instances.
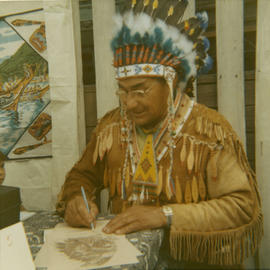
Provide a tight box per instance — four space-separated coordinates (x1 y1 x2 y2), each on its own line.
117 77 169 129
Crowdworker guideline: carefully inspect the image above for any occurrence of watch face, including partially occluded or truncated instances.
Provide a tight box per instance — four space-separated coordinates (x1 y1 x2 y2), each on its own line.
162 206 173 227
163 206 173 216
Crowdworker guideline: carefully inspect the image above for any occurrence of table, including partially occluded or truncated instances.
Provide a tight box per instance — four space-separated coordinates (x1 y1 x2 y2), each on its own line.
23 211 165 270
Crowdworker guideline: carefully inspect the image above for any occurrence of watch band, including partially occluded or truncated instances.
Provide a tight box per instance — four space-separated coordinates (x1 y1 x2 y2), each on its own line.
162 206 173 227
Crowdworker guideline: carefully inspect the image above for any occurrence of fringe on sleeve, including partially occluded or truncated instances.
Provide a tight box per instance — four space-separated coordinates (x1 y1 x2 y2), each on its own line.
169 104 263 265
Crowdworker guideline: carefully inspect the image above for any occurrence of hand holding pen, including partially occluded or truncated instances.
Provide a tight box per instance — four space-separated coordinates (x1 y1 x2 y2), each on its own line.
64 187 99 229
81 186 95 230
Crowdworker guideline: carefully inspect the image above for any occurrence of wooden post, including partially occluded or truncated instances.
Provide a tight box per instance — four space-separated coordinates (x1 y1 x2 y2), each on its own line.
216 0 246 146
255 0 270 268
92 0 118 119
92 1 117 214
183 0 195 19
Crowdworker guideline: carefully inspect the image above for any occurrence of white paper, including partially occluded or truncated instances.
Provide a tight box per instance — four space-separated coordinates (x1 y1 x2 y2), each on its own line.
35 220 141 270
0 222 35 270
20 211 36 221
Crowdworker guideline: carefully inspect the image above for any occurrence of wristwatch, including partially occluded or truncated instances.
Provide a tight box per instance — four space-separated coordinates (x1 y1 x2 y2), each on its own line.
162 206 173 227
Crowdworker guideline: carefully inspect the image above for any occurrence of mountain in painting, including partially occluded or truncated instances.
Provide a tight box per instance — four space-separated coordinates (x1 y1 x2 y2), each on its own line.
0 42 47 84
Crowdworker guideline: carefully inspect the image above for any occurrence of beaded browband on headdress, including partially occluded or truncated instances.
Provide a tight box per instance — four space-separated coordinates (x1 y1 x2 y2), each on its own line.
111 0 212 96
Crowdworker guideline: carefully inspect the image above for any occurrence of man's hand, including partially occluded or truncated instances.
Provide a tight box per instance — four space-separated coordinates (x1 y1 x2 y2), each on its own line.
102 205 167 235
64 195 99 228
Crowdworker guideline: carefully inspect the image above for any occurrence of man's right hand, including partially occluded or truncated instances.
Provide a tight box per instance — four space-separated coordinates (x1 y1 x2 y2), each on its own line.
64 195 99 228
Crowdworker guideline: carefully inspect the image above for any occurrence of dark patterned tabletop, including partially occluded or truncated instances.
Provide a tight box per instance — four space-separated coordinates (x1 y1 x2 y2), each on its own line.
23 211 164 270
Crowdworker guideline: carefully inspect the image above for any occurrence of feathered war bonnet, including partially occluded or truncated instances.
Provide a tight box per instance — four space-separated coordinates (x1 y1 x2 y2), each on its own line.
111 0 212 98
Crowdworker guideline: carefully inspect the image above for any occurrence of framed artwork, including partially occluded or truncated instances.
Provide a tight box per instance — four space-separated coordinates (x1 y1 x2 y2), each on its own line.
0 1 86 211
0 8 51 160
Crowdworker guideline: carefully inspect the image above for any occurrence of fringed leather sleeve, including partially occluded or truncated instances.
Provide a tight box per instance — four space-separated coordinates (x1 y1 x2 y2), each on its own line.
55 128 104 217
56 108 121 217
167 103 263 266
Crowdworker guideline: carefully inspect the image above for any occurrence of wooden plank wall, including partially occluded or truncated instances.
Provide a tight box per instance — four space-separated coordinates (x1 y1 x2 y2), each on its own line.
92 0 118 119
196 0 256 170
79 1 97 142
84 84 97 141
256 2 270 267
197 71 255 170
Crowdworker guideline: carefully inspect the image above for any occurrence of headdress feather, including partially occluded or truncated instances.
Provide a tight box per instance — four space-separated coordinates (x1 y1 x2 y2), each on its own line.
152 0 159 10
132 0 137 9
153 27 164 44
143 0 150 7
112 0 212 87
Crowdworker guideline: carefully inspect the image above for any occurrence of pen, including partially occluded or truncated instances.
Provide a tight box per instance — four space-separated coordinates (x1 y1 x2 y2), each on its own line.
81 186 95 230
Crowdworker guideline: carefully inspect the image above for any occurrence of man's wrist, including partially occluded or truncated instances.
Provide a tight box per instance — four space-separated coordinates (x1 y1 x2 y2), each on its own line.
161 206 173 227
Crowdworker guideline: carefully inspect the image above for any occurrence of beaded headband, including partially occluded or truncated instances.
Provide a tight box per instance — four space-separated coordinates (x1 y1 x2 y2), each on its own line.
111 0 212 95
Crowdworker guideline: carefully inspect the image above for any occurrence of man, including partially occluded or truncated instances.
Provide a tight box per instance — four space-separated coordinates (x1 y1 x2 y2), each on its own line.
56 0 263 269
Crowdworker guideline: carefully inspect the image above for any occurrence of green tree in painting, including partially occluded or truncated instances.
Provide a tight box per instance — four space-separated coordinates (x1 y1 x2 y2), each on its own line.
0 42 47 84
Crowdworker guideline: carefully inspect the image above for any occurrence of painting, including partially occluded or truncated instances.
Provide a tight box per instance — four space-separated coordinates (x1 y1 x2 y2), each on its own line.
0 9 51 160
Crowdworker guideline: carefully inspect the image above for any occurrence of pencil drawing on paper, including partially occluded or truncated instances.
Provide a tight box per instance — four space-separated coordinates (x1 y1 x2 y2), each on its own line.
56 234 117 267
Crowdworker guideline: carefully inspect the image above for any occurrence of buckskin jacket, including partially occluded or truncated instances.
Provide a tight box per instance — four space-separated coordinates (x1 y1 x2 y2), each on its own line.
56 94 263 267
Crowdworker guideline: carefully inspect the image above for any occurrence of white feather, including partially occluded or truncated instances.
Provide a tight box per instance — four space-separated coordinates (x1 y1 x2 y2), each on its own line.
154 19 168 40
112 13 123 36
165 24 181 43
111 11 204 80
199 11 208 24
123 11 135 29
183 51 197 78
154 19 193 56
129 13 153 36
174 34 193 55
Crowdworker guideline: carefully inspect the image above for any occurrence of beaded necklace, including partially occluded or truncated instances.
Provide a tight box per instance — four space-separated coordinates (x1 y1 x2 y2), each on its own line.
120 92 194 201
